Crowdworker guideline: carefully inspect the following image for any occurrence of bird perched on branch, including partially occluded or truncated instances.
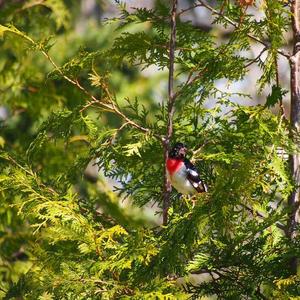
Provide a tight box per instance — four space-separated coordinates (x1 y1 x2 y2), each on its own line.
166 142 207 195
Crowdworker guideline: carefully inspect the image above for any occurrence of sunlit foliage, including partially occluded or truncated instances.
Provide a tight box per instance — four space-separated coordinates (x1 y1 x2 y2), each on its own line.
0 1 299 299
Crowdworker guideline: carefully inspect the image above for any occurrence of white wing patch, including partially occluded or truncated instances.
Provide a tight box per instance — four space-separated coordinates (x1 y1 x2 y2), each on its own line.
189 169 198 177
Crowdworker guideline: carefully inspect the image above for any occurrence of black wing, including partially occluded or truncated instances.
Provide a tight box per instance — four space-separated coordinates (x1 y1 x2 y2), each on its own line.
184 159 207 193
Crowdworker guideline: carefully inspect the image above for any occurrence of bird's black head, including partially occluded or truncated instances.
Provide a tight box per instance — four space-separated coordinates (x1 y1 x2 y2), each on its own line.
169 142 187 159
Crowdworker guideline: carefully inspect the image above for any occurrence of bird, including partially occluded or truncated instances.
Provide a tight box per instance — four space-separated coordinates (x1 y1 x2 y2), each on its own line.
166 142 207 195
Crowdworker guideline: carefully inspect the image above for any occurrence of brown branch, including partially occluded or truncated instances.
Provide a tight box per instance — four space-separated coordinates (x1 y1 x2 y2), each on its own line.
154 43 195 52
197 0 290 59
174 1 288 100
287 0 300 275
192 140 210 158
6 31 158 140
244 47 267 68
240 203 285 231
172 67 207 100
109 121 130 144
177 3 202 16
31 41 161 140
163 0 177 226
14 0 46 13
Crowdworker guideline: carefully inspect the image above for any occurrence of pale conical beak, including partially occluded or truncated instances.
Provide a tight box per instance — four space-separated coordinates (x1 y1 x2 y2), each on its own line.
179 147 187 156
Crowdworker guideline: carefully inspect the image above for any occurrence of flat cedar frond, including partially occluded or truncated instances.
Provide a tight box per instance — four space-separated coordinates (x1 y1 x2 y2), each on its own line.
0 0 298 299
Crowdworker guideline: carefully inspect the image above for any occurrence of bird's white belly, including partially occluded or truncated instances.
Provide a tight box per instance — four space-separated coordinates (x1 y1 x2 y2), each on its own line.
167 167 196 195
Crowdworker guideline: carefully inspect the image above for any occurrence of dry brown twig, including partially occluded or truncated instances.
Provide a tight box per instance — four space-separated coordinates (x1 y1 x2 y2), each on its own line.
31 39 161 140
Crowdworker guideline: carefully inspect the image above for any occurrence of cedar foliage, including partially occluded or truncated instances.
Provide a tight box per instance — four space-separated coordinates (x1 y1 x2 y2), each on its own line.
0 0 299 299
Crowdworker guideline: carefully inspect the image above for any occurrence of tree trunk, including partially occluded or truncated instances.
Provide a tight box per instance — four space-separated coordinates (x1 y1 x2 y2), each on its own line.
288 0 300 275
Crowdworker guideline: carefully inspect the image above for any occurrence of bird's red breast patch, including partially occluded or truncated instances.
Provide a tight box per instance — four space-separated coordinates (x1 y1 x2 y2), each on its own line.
166 158 184 176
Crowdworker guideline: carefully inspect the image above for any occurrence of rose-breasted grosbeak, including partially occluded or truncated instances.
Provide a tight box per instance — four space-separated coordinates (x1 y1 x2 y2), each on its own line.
166 142 207 195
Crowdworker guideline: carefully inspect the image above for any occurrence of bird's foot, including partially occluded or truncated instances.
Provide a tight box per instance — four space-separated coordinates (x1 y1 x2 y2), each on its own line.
191 196 197 208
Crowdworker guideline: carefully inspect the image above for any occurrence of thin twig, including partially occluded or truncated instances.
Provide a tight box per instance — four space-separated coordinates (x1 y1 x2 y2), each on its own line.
244 47 267 68
274 56 286 117
154 43 195 52
177 3 202 16
192 140 210 158
197 0 290 59
241 203 285 231
59 64 157 138
110 121 130 144
6 155 57 196
20 34 161 140
173 67 207 100
163 0 177 226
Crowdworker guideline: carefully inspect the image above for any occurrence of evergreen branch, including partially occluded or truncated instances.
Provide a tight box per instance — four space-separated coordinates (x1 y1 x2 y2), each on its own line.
212 269 267 299
197 0 290 59
6 155 57 196
173 67 207 100
15 0 46 13
244 47 267 68
109 122 130 144
163 0 177 226
76 78 159 138
241 203 285 231
192 140 210 157
265 0 285 116
189 268 267 299
9 30 161 141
